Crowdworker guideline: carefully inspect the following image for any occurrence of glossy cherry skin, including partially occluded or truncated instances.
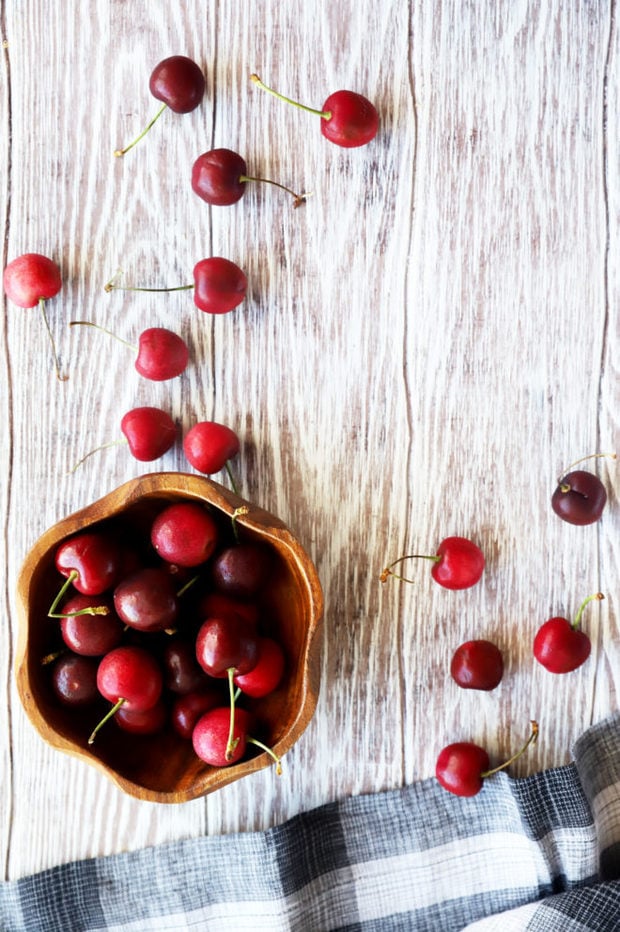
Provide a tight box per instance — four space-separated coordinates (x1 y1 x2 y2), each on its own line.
191 149 247 206
450 640 504 691
234 637 285 698
193 258 247 314
59 594 124 656
51 654 99 706
321 91 379 148
150 501 219 567
3 253 62 307
55 532 122 595
432 537 485 590
192 706 251 766
195 615 259 678
171 687 223 739
162 638 210 694
135 328 189 381
551 470 607 526
183 421 240 474
435 742 490 797
533 617 591 673
149 56 205 113
113 567 179 632
120 407 177 461
198 592 259 628
96 645 163 711
115 698 168 735
211 542 273 599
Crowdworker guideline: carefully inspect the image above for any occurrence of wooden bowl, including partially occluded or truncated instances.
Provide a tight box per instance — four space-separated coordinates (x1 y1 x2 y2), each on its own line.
15 473 323 803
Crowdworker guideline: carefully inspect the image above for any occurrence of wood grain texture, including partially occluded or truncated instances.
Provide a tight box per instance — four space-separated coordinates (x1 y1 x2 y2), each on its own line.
0 0 618 881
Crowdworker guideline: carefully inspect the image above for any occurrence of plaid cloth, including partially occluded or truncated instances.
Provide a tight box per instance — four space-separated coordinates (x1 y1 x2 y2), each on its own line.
2 714 620 931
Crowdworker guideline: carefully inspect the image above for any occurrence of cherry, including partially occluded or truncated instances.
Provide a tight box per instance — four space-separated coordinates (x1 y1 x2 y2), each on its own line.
54 532 122 597
183 421 240 486
551 453 615 526
50 654 99 706
195 615 259 679
59 594 124 656
104 257 248 316
70 406 177 471
171 687 223 739
211 542 273 599
114 698 168 736
191 148 306 208
150 501 219 568
533 592 604 674
88 645 163 743
161 638 211 694
234 637 285 698
436 721 539 797
198 592 259 628
450 640 504 691
69 322 189 381
3 253 66 380
192 706 250 766
380 536 485 590
113 567 179 632
250 74 379 148
115 55 205 157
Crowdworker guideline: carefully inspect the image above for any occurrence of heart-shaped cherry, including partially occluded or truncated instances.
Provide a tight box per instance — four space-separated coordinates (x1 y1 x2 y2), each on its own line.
70 406 177 471
191 148 306 208
551 453 615 525
88 645 163 743
3 253 66 380
150 501 219 567
183 421 240 487
533 592 604 673
104 257 248 316
53 532 122 599
436 721 539 797
380 536 485 590
115 55 205 157
450 639 504 690
250 74 379 148
113 567 179 632
234 637 285 698
69 322 189 380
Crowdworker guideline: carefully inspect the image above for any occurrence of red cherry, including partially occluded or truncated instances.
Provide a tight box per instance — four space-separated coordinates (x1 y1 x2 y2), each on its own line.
450 640 504 691
89 646 163 743
171 687 223 739
192 258 248 314
58 594 123 656
150 501 219 567
191 148 306 208
198 592 259 628
54 532 122 596
250 74 379 148
115 55 205 157
183 421 240 476
234 637 285 698
3 253 66 380
113 567 179 632
120 407 177 461
195 615 259 678
533 593 603 674
192 706 251 766
380 536 484 590
69 321 189 381
50 654 99 706
114 698 168 736
210 542 273 599
436 721 539 797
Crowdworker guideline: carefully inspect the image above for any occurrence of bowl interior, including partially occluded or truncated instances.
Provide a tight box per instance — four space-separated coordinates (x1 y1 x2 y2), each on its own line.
15 473 323 803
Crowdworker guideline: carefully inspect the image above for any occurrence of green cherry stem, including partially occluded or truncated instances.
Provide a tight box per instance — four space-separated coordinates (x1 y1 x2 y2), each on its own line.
47 571 109 618
480 721 539 779
88 698 126 744
68 440 127 474
247 736 283 775
573 592 605 630
225 668 238 761
40 297 68 382
114 103 167 157
250 73 331 120
379 554 441 584
239 172 308 209
231 506 249 542
69 320 137 351
226 464 240 498
104 281 194 295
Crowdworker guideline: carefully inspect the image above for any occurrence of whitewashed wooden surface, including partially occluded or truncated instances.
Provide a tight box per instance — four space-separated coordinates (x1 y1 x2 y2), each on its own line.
1 0 618 882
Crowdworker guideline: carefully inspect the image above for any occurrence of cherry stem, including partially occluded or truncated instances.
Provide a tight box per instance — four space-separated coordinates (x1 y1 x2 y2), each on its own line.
176 574 201 597
88 697 126 744
239 173 308 209
48 572 110 618
225 667 238 761
69 320 137 352
231 506 249 543
247 736 283 775
41 649 65 665
68 439 127 474
250 73 330 121
39 298 68 382
481 720 539 779
558 452 616 489
379 553 441 584
573 592 605 630
226 462 240 497
104 281 193 295
114 102 167 157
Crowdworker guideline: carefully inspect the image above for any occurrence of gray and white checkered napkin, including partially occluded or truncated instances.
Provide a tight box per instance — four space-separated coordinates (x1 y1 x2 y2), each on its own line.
2 714 620 931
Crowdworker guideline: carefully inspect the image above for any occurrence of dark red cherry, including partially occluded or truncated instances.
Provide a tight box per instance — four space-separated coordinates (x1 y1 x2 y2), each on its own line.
55 532 122 596
150 501 219 567
195 615 259 678
115 698 168 735
50 654 99 706
59 594 124 656
191 149 247 206
193 258 247 314
198 592 259 628
551 470 607 526
436 722 539 797
113 567 179 632
171 687 223 739
450 640 504 691
149 56 205 113
162 638 210 694
210 542 273 599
